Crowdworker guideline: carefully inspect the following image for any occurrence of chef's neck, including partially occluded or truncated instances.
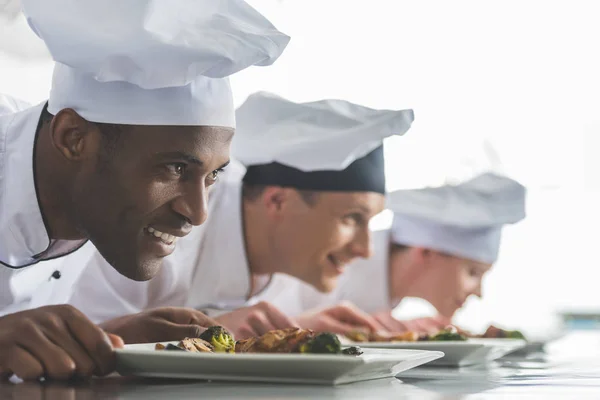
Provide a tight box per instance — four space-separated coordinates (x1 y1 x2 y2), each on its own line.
241 192 279 280
387 243 424 305
34 117 86 241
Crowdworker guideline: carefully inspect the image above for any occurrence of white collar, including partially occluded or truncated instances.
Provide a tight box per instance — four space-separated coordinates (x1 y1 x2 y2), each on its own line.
0 102 86 267
186 164 253 310
338 229 393 313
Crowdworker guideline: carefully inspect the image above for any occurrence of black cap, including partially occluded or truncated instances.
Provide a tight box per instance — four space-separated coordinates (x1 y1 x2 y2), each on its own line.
242 145 386 194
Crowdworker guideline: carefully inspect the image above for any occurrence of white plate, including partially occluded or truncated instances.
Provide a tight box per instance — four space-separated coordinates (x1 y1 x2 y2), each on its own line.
350 339 526 367
115 342 443 385
502 332 568 357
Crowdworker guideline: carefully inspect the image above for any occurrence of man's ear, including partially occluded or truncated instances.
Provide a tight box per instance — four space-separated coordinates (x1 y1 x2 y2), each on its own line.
49 108 98 161
413 247 434 268
261 186 289 216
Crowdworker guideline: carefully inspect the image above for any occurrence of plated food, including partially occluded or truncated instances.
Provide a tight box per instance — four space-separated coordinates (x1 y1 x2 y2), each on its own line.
345 327 467 343
117 339 444 384
478 325 526 340
345 325 526 344
155 326 364 356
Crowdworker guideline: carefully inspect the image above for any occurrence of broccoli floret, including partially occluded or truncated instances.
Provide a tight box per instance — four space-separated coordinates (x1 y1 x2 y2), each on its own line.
342 346 363 356
199 326 235 353
299 332 342 354
430 328 467 341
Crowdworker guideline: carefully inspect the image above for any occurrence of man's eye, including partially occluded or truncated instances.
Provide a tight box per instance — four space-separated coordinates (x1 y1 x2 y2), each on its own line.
469 268 481 278
343 213 363 225
207 168 224 183
166 163 186 176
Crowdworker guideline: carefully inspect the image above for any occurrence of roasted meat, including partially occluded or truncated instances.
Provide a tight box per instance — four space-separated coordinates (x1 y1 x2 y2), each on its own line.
481 325 526 340
235 328 316 353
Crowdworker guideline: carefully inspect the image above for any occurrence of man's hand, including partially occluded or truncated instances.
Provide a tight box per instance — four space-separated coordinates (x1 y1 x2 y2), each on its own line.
100 307 218 344
0 305 123 381
372 311 451 334
296 302 385 334
214 302 298 340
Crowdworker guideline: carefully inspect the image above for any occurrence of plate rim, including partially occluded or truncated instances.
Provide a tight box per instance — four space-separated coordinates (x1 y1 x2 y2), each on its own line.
117 343 445 364
347 338 526 349
115 343 445 385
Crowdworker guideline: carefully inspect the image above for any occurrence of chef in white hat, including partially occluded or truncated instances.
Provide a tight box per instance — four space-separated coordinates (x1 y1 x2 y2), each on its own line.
256 173 527 333
52 91 414 340
0 0 288 380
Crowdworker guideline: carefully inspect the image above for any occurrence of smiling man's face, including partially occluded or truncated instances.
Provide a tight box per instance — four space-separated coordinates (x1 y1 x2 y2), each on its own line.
70 123 233 281
269 190 385 292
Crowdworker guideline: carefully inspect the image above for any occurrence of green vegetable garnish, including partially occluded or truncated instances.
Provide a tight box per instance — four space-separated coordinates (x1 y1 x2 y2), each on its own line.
199 326 236 353
299 332 342 354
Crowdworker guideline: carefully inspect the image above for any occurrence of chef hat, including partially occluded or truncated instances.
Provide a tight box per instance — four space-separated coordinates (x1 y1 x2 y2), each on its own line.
234 92 414 194
389 173 526 264
21 0 290 127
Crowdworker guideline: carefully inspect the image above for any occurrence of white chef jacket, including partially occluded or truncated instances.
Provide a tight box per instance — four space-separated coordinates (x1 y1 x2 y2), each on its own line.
0 242 97 317
0 95 30 115
0 94 87 314
47 161 268 323
253 229 395 317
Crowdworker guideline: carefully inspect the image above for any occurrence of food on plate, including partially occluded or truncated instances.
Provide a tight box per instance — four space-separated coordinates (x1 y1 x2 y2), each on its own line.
237 328 343 355
345 327 467 343
428 327 467 341
480 325 526 340
345 330 422 342
344 330 369 342
344 323 527 343
155 343 186 351
155 326 236 353
155 327 360 356
298 332 342 354
342 346 364 356
199 326 236 353
155 337 214 352
235 327 314 353
453 325 527 340
386 331 423 341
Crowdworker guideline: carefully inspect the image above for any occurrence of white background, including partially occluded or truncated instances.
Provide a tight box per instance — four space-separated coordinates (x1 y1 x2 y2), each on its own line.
2 0 599 336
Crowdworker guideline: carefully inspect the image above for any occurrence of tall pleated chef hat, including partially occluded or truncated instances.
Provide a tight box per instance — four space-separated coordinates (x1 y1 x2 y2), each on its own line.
233 91 415 194
389 173 527 264
20 0 290 127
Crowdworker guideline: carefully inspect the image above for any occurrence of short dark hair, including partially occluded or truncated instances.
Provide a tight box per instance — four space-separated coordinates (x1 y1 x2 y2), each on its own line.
40 106 54 125
390 242 411 253
41 107 123 161
242 183 319 206
95 122 123 161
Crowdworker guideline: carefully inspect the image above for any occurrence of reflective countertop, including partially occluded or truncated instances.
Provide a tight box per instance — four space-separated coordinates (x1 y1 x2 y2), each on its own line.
2 331 600 399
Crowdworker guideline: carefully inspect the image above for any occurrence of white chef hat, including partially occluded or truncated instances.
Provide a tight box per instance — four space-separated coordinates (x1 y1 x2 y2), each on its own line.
233 91 415 193
21 0 290 127
389 173 526 264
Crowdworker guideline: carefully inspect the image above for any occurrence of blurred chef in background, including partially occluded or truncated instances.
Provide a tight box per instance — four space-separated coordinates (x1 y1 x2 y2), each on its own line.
256 173 527 334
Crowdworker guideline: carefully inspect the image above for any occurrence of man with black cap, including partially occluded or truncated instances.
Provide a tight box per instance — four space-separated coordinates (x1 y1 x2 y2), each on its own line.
0 1 288 380
257 173 527 333
53 92 415 340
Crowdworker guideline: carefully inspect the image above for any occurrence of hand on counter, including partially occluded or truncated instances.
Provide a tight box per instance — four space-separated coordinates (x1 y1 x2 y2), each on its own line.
0 305 122 381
